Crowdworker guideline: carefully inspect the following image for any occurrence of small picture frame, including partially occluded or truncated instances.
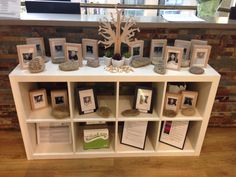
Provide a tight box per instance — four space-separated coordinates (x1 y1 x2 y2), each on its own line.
65 43 83 66
159 121 189 150
49 38 66 60
134 87 154 113
190 45 211 68
26 37 46 57
82 39 98 60
130 40 144 58
121 121 148 150
16 44 37 69
174 40 191 67
77 88 98 114
29 89 48 110
164 93 182 112
165 46 183 70
181 91 198 109
50 90 68 108
150 39 167 64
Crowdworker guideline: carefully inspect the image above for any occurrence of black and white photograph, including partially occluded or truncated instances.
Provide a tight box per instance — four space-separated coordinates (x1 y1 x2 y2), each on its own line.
82 39 98 60
17 44 37 69
134 87 154 113
49 38 66 60
130 40 144 58
51 90 68 108
65 43 83 66
191 45 211 68
165 46 183 70
165 93 181 112
29 89 48 110
26 38 46 57
159 121 189 150
174 40 191 67
77 88 97 114
181 91 198 109
150 39 167 65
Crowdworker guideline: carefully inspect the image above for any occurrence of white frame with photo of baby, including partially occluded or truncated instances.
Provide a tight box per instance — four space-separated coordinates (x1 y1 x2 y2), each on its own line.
26 37 46 57
51 90 68 108
164 93 182 112
77 88 98 115
150 39 167 64
181 91 198 109
165 46 183 71
17 44 37 69
49 38 66 60
134 87 154 113
190 45 211 68
130 40 144 58
174 40 191 67
65 43 83 67
82 39 98 60
29 89 48 110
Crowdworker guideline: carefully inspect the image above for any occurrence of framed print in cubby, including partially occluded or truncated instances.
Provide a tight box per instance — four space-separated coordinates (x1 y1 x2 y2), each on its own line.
82 39 98 60
16 44 37 69
65 43 83 67
150 39 167 65
29 89 48 110
164 46 183 71
134 87 154 113
181 91 198 109
174 40 191 67
49 38 66 62
77 88 98 115
51 90 68 108
26 37 46 57
190 45 211 68
164 93 182 112
130 40 144 58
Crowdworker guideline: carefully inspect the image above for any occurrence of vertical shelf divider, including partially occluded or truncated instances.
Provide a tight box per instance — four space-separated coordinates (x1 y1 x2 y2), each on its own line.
115 81 120 152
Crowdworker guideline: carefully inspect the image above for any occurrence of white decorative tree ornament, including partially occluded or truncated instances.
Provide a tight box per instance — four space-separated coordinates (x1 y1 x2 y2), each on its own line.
98 5 140 55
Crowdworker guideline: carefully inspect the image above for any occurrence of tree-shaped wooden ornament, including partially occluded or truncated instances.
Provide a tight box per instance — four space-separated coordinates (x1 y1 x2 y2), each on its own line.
98 6 140 55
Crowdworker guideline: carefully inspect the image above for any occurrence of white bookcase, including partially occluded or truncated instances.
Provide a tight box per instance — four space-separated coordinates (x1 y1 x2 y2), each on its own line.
9 61 220 160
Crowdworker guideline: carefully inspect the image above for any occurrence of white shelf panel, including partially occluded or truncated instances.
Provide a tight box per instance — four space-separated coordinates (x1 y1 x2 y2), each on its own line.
157 137 195 153
162 109 203 121
74 96 116 121
33 143 73 155
27 106 71 123
118 96 160 120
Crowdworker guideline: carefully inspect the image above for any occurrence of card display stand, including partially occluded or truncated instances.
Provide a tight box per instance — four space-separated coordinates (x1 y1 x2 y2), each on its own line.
9 61 220 159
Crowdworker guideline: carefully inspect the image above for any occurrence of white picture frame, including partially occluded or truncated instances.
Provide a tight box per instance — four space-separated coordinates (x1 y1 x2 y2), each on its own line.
150 39 167 65
165 46 183 70
190 45 211 68
130 40 144 58
26 37 46 57
65 43 83 67
49 38 66 61
174 40 191 67
82 39 98 60
50 90 68 108
16 44 37 69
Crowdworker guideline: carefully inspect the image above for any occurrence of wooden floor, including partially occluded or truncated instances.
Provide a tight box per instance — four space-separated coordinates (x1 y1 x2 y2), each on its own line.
0 128 235 177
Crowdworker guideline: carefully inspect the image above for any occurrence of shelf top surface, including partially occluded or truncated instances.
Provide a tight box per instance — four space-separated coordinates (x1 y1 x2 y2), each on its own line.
1 13 236 29
9 59 220 82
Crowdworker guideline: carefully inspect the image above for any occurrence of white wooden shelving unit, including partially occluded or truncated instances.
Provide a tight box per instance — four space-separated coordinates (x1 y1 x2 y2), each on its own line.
9 61 220 160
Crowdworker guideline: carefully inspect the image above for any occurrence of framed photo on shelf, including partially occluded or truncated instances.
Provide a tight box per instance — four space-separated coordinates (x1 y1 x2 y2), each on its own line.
134 87 154 113
174 40 191 67
49 38 66 61
159 121 189 150
77 88 98 114
121 121 148 150
29 89 48 110
16 44 37 69
36 122 71 144
82 39 98 60
65 43 83 66
164 46 183 70
164 93 182 112
50 90 68 108
181 91 198 109
26 37 46 57
190 45 211 68
190 39 208 54
130 40 144 58
150 39 167 64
